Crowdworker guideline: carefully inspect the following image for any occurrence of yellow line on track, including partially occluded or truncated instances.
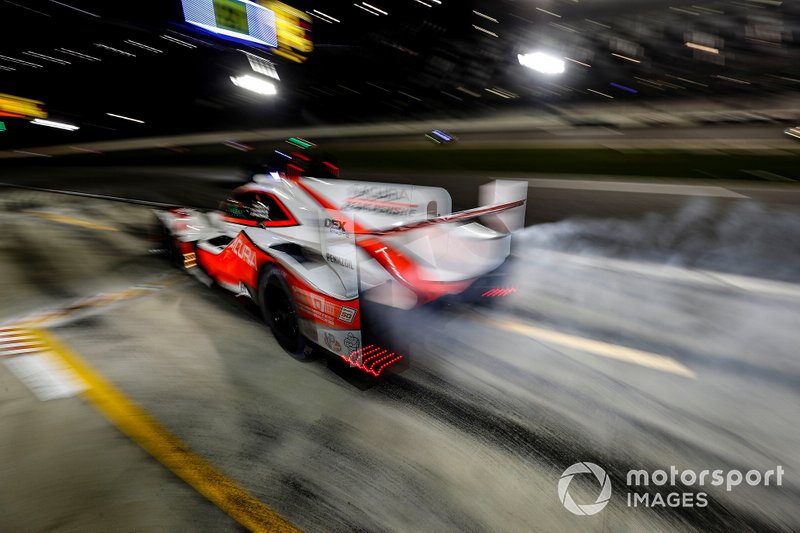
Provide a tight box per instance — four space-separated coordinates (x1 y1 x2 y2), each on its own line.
480 316 696 379
30 211 119 232
33 328 300 533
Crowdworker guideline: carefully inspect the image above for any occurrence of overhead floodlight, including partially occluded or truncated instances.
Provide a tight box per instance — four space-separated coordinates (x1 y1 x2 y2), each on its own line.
518 52 565 74
230 74 277 96
30 118 79 131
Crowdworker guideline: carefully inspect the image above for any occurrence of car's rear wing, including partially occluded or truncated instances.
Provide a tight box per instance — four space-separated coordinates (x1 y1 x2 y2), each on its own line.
314 179 526 375
356 198 526 236
357 179 528 236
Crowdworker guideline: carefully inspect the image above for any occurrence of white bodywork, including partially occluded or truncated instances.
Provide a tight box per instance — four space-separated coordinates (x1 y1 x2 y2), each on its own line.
156 174 524 366
157 175 524 306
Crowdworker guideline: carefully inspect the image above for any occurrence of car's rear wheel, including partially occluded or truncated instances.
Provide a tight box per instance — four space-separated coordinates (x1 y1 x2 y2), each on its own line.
259 266 306 357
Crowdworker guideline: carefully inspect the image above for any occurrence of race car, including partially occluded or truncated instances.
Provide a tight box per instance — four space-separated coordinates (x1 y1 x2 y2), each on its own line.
156 172 526 378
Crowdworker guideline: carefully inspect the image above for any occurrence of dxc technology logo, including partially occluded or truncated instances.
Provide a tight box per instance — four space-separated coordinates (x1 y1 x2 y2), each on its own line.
558 462 613 515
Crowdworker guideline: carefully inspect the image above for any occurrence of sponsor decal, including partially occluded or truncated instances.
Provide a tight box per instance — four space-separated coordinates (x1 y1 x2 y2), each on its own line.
343 185 418 216
343 332 360 353
292 287 337 326
338 306 357 324
312 294 335 316
291 287 359 328
341 199 417 217
323 332 342 353
349 185 412 202
230 237 257 269
324 218 348 234
326 253 354 270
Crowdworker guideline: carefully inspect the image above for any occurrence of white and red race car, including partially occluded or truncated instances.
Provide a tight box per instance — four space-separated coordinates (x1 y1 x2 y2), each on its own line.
156 172 526 378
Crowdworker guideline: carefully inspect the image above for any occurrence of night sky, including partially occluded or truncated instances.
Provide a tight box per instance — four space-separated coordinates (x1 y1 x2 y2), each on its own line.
1 0 798 148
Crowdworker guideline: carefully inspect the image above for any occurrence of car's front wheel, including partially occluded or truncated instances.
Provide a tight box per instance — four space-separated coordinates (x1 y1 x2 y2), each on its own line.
160 226 184 268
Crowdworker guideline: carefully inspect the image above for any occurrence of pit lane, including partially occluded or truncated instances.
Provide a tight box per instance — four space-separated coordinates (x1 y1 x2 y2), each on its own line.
1 176 798 532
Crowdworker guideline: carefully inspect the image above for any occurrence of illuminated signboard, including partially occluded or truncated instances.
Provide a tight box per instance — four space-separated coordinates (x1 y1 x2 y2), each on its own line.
260 1 313 63
0 93 47 120
182 0 278 47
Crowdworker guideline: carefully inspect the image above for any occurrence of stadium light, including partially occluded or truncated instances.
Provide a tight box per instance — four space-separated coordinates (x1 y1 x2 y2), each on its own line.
518 52 565 74
230 74 277 96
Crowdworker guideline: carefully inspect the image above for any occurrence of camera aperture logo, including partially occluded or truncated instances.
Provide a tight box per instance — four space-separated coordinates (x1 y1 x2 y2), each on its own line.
558 462 612 515
559 461 785 516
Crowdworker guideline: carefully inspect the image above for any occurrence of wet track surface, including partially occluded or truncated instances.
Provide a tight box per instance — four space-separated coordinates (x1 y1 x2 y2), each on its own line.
1 168 799 531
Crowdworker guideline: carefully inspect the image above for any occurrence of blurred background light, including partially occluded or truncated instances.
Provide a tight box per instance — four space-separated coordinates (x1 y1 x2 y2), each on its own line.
518 52 565 74
106 112 145 123
30 118 79 130
230 73 277 95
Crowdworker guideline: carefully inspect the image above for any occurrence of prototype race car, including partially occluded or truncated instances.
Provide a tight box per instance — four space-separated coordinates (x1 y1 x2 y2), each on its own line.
156 171 526 378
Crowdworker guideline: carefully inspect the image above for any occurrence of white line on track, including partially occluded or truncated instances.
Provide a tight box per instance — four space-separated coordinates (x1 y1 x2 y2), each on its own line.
3 352 87 400
478 314 697 379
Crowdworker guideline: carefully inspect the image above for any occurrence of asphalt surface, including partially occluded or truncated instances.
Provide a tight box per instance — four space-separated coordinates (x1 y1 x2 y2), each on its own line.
3 163 800 224
1 167 799 531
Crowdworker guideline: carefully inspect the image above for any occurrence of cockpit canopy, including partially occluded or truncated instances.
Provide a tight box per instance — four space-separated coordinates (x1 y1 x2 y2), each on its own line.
219 189 298 227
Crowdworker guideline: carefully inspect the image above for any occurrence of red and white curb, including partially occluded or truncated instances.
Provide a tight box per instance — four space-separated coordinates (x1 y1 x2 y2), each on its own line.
0 275 181 400
0 327 86 401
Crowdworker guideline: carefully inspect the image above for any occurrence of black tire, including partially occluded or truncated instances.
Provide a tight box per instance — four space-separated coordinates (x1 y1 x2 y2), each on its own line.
161 226 183 268
258 266 306 357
